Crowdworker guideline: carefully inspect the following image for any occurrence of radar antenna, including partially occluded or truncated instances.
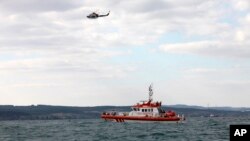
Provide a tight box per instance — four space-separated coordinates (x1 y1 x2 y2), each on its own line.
148 84 153 101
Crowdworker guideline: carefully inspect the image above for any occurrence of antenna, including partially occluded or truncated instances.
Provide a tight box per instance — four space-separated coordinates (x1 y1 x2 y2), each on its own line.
148 83 153 101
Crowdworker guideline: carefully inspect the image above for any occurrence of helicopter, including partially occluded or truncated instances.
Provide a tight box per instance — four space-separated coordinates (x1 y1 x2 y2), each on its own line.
87 11 110 19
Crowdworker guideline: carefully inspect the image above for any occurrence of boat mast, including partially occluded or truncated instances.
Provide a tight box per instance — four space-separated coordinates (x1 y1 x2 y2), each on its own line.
148 84 153 101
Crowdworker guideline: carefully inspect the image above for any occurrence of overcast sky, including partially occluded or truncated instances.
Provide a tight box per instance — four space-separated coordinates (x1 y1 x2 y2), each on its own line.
0 0 250 107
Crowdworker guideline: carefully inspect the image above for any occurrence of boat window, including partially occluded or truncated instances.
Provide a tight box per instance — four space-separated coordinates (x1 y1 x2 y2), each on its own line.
151 109 153 112
158 108 165 113
142 109 144 112
145 109 147 112
158 108 162 113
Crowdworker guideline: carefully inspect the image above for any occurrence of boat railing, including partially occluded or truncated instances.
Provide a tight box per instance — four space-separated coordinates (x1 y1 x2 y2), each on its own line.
102 111 129 116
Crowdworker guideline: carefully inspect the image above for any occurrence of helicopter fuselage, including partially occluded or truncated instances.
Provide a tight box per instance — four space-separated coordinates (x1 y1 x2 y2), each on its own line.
87 12 110 19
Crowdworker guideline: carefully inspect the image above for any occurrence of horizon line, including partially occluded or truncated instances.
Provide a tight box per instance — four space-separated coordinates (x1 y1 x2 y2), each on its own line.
0 104 250 108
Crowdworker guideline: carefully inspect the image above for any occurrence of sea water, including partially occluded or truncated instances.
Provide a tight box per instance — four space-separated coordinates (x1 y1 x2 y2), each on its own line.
0 117 250 141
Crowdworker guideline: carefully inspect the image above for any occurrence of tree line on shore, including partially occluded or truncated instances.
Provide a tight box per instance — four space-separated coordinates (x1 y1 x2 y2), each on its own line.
0 105 249 120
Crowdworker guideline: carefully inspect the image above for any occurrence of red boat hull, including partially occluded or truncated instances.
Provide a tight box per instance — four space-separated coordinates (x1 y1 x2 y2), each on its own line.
101 115 182 122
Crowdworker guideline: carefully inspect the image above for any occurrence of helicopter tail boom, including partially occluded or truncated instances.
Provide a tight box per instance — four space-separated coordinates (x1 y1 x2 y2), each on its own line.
98 11 110 17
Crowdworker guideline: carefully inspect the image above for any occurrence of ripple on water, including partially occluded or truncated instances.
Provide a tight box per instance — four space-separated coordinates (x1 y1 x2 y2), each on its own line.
0 117 249 141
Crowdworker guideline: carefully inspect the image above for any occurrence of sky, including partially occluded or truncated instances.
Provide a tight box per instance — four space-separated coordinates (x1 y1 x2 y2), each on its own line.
0 0 250 107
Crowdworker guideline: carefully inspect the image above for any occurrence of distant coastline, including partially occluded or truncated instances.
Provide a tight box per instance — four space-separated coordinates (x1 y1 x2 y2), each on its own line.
0 105 250 121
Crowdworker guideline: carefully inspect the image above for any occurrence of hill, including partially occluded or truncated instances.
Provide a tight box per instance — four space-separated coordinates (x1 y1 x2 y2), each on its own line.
0 105 249 120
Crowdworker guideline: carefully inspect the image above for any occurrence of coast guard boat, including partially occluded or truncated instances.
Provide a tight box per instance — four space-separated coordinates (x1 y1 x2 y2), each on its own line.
101 85 185 123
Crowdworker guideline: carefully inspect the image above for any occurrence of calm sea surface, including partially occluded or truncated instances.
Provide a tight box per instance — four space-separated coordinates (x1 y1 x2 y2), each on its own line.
0 117 250 141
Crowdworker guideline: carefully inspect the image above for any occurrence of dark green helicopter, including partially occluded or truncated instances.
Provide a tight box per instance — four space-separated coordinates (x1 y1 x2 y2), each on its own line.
87 11 110 19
